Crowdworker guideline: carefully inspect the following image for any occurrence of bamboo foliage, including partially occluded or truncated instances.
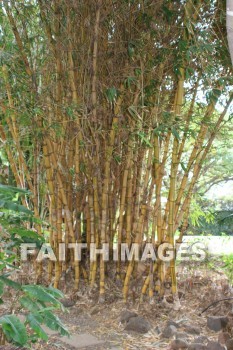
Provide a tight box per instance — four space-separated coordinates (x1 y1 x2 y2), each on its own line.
0 0 232 304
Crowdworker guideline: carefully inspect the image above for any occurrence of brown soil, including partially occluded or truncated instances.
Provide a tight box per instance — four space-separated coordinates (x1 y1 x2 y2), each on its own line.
2 262 233 350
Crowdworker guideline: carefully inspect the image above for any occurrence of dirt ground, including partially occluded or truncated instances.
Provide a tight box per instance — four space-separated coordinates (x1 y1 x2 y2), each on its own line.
36 262 233 349
1 260 233 350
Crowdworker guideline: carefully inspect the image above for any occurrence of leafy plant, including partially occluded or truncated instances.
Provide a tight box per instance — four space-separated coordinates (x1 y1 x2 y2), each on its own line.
0 184 69 346
0 279 69 346
188 198 214 229
0 184 31 214
221 254 233 285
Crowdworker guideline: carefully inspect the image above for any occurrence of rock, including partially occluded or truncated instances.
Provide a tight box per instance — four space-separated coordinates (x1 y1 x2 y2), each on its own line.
162 325 177 338
167 320 180 328
154 325 162 335
61 333 105 348
194 336 208 344
120 310 137 324
218 331 231 345
176 332 189 340
179 290 185 299
60 298 76 307
207 316 229 332
124 316 151 334
184 325 201 335
90 305 101 315
188 344 207 350
226 339 233 350
206 341 226 350
170 339 189 349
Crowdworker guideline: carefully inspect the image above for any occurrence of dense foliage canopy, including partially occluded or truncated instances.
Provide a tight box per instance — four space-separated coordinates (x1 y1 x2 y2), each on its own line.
0 0 232 303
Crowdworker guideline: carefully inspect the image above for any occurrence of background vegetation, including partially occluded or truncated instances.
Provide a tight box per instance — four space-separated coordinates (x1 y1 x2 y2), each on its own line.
0 0 232 306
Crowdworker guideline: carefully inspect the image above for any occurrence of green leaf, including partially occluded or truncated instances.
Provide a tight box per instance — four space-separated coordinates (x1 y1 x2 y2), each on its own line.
47 286 64 300
124 76 137 89
185 67 194 79
0 280 4 295
0 184 30 195
180 162 187 172
105 87 118 103
128 42 135 58
136 132 153 148
171 127 180 140
206 88 222 103
113 154 121 164
9 227 45 248
127 106 142 121
0 201 32 214
43 310 69 336
162 5 173 23
174 66 183 78
20 296 41 313
0 315 28 346
154 125 167 136
22 285 61 306
163 111 172 120
0 275 21 290
178 40 188 52
28 312 44 324
134 68 141 76
26 314 48 341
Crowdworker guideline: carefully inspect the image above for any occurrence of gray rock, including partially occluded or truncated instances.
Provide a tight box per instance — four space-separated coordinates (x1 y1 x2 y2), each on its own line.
60 298 76 308
167 320 180 328
176 332 189 340
61 333 105 349
90 305 101 315
207 316 229 332
226 339 233 350
188 344 207 350
120 310 137 324
170 339 189 349
162 324 177 338
124 316 151 334
154 325 162 335
206 341 226 350
184 325 201 335
218 331 231 345
195 336 208 344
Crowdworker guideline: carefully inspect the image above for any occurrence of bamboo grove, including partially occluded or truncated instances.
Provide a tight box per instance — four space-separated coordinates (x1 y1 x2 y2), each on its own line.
0 0 232 305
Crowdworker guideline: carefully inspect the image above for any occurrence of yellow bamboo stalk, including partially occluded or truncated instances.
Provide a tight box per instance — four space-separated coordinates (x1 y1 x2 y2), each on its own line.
175 93 233 231
126 166 133 245
99 116 119 301
91 0 102 122
174 99 218 220
117 142 133 277
5 5 32 77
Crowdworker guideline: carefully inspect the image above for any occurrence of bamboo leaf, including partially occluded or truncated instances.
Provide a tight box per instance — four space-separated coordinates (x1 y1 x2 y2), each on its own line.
124 76 137 89
0 280 4 295
47 286 64 299
127 106 142 121
22 285 62 306
0 275 22 290
20 296 41 313
42 310 70 336
105 87 119 103
181 162 188 172
0 315 28 346
26 314 48 341
171 127 180 140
